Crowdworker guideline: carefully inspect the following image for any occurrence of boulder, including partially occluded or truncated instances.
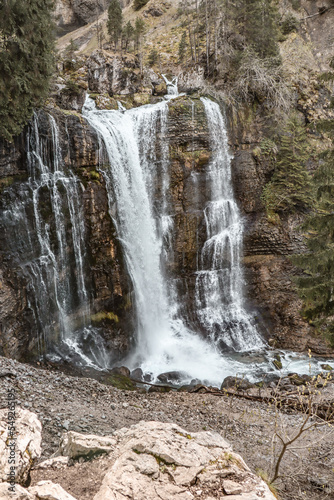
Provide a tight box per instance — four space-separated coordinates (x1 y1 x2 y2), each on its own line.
93 421 276 500
58 431 116 460
0 482 34 499
157 371 188 383
0 408 42 485
28 480 77 500
221 376 254 391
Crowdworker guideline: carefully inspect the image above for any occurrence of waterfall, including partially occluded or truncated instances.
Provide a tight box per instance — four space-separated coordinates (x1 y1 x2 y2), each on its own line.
0 113 109 369
161 74 179 96
195 98 265 351
83 95 264 383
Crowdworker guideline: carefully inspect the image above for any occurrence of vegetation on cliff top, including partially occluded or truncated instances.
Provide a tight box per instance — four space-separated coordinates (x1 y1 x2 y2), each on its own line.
0 0 55 141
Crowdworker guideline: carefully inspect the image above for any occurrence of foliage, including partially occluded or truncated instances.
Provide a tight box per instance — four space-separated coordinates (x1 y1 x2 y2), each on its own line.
280 12 299 35
178 31 187 63
262 116 313 217
293 119 334 344
133 0 149 10
0 0 55 142
123 21 134 51
233 49 291 111
235 0 281 61
107 0 123 49
147 48 159 67
134 17 145 51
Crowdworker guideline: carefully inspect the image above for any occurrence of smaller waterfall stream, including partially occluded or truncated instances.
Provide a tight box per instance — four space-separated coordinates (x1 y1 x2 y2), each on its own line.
195 98 265 351
1 113 109 369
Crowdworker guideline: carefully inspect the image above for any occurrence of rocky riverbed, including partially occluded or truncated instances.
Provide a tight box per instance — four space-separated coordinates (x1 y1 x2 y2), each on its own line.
0 356 334 499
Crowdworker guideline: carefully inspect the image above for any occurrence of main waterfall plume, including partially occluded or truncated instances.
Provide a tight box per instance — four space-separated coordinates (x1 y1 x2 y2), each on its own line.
83 95 264 382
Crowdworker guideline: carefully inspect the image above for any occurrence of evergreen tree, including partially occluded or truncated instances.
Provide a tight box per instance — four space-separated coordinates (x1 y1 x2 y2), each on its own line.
0 0 55 142
134 17 145 52
236 0 280 61
178 31 187 63
293 120 334 344
262 116 313 216
147 48 159 67
123 21 134 52
107 0 123 50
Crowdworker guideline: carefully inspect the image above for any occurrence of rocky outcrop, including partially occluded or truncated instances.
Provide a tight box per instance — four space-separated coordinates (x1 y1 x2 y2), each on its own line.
0 408 42 485
53 421 276 500
87 51 143 96
55 0 108 35
58 431 116 459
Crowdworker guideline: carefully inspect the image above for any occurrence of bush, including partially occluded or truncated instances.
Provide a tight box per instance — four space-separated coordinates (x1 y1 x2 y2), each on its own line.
280 13 299 35
133 0 149 11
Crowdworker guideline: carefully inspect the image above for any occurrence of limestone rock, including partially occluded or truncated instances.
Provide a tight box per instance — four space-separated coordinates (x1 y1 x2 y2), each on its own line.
35 457 69 470
0 408 42 485
0 482 34 499
87 51 142 96
54 0 106 32
28 480 78 500
93 421 276 500
58 431 116 459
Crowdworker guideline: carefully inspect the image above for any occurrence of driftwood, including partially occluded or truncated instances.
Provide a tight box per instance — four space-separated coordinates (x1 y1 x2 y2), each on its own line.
130 378 178 390
199 386 334 421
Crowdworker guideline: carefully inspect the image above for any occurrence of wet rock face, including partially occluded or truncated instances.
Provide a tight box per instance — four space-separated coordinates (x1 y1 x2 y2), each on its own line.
0 110 132 361
228 107 333 354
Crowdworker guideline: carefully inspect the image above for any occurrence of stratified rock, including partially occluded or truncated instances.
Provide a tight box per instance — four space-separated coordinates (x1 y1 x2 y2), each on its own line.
28 480 77 500
87 51 142 96
93 421 276 500
58 431 116 459
0 408 42 485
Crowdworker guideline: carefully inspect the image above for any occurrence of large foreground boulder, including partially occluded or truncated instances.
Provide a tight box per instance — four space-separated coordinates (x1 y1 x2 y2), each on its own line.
0 408 42 485
91 421 276 500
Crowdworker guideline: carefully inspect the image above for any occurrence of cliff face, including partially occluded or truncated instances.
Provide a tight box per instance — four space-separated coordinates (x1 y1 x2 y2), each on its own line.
0 112 133 362
1 0 334 361
1 90 332 362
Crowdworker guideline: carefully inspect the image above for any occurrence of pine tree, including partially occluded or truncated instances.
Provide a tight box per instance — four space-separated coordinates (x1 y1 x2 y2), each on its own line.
0 0 55 142
134 17 145 52
178 31 187 63
262 116 313 217
123 21 134 52
147 48 159 67
293 119 334 344
107 0 123 50
236 0 280 61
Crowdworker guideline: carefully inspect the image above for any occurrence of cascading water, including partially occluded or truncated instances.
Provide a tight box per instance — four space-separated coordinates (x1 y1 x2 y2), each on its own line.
195 98 265 352
83 95 267 384
161 74 179 96
0 113 109 369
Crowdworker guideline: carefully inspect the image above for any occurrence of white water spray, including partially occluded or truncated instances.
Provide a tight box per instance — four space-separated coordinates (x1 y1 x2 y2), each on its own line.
83 94 266 384
195 98 265 351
